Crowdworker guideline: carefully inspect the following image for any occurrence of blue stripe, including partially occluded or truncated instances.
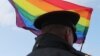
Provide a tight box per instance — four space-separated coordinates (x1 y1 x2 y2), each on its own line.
76 31 84 38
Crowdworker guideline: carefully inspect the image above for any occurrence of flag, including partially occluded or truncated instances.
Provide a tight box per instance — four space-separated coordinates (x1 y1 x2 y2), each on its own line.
9 0 93 44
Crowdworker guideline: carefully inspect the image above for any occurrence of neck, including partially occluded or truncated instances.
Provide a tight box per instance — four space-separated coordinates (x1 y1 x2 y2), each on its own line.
36 33 74 51
42 32 73 46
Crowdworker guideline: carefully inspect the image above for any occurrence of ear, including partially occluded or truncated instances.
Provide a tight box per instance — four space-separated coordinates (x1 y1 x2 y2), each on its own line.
64 28 71 41
66 27 72 35
66 28 72 36
66 28 74 45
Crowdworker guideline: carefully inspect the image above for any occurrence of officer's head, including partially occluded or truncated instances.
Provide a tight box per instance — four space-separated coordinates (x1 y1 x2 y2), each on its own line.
34 11 80 45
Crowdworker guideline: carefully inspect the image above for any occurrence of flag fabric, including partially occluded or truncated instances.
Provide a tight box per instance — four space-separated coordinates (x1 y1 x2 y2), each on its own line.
9 0 93 44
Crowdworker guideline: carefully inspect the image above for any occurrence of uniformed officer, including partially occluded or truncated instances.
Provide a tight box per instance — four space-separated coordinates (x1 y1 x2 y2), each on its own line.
28 11 90 56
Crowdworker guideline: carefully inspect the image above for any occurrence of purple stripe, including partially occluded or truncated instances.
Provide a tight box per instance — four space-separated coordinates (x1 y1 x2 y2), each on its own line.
9 0 25 27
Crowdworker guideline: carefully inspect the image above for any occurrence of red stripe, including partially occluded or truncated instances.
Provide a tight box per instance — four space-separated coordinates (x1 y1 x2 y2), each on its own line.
44 0 89 10
44 0 93 20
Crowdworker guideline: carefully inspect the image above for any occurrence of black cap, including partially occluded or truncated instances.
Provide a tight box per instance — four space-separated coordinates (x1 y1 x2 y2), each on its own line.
34 11 80 43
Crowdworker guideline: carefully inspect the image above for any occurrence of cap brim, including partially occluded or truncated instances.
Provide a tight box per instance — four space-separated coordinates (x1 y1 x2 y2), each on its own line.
34 11 80 30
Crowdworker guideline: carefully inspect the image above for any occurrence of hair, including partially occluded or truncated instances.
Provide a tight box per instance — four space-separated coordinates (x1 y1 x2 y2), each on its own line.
41 24 73 41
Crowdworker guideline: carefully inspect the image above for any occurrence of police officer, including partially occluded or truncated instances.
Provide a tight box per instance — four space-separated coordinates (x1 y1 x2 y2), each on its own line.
28 11 90 56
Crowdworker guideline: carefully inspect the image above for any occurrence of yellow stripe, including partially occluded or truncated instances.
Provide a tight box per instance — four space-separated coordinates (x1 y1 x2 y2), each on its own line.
68 10 90 27
13 0 46 16
78 17 90 26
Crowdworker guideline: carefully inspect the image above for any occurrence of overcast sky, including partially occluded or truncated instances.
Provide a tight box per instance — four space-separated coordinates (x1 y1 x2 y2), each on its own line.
0 0 100 56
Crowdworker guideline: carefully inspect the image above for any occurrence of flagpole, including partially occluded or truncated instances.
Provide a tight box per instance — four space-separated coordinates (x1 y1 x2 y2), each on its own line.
80 37 86 51
80 43 84 51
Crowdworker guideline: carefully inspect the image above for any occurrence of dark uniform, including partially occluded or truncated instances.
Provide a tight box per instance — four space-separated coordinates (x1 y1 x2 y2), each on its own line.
27 11 90 56
27 33 86 56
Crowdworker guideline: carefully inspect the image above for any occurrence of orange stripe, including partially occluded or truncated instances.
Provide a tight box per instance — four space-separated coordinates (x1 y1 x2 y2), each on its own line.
27 0 62 12
75 10 90 20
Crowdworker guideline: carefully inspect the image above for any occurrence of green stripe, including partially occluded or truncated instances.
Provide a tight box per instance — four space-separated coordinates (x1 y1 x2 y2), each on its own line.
83 27 89 36
76 24 88 32
15 4 37 22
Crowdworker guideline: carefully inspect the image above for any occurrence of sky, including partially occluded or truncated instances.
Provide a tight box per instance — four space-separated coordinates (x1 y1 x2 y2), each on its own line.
0 0 100 56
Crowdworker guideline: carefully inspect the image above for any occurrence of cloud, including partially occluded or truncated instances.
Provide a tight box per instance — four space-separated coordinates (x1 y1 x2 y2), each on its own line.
0 0 16 27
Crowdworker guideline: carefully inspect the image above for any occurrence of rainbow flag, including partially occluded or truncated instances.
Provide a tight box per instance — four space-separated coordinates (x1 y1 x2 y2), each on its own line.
9 0 93 44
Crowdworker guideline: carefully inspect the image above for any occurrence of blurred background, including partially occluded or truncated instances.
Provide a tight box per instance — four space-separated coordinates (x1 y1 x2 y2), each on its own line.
0 0 100 56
